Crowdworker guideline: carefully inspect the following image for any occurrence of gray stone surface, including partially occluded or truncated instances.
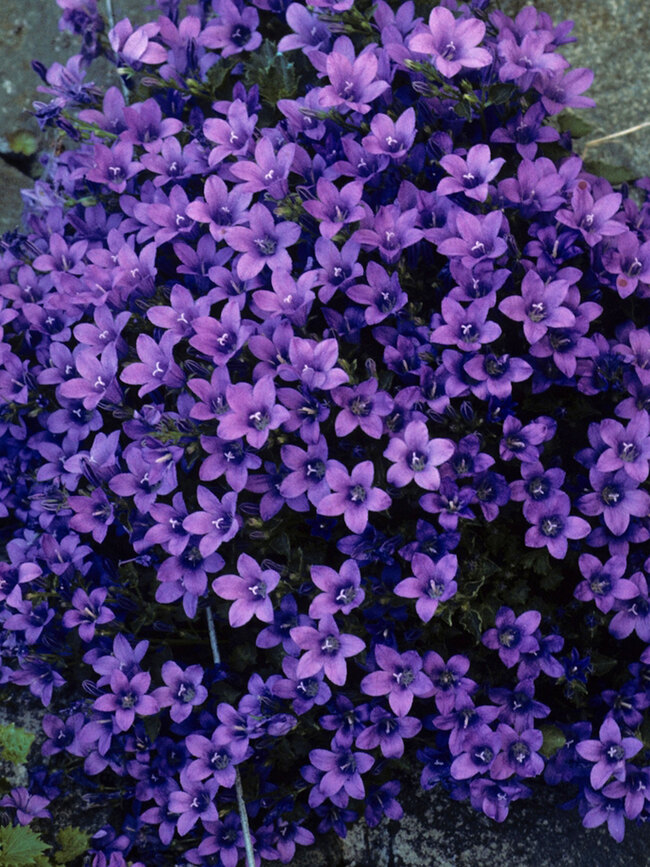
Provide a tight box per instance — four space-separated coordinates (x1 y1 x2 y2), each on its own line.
497 0 650 179
284 771 650 866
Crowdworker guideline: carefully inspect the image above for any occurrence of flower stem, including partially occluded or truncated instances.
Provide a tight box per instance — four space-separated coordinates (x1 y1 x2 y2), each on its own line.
205 608 255 867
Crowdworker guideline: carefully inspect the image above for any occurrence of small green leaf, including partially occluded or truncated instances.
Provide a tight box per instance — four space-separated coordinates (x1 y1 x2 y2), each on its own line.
0 723 35 765
54 827 91 864
556 110 594 139
0 825 49 866
582 159 636 186
6 129 38 157
539 724 566 758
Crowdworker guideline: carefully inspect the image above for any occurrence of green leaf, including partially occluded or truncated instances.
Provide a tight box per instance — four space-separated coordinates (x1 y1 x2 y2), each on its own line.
0 723 35 765
539 724 566 758
54 827 91 865
582 159 636 186
0 825 49 867
556 109 594 139
6 129 39 157
486 83 517 106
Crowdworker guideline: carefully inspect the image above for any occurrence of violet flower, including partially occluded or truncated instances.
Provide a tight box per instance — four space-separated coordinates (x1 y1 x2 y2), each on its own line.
319 37 389 115
309 737 374 799
575 717 642 789
482 607 541 668
438 144 505 203
212 553 280 628
62 587 114 641
151 661 208 723
225 203 301 279
393 552 458 622
317 460 392 534
361 644 433 716
384 420 455 489
408 6 491 78
291 613 365 686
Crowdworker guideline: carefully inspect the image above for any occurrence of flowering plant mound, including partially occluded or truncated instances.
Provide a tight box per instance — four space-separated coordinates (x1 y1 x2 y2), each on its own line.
2 0 650 862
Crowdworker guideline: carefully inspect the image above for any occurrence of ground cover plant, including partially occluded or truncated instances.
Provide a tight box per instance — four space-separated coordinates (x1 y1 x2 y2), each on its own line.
1 0 650 862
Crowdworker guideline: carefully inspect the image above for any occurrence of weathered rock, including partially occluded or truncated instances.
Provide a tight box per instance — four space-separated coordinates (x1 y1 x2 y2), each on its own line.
285 772 650 866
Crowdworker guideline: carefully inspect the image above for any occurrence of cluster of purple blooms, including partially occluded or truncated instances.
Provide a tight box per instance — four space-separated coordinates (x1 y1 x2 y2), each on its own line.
2 0 650 861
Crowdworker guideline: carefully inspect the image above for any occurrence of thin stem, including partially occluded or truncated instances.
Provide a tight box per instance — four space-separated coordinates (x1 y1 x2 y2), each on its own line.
104 0 129 100
205 608 255 867
583 120 650 150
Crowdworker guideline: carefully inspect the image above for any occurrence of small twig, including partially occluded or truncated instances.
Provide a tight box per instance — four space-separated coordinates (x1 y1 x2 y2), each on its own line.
205 608 255 867
104 0 129 100
582 120 650 151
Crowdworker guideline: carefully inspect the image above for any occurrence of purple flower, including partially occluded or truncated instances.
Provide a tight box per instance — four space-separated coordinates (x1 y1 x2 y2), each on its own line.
408 6 491 78
346 261 408 325
609 571 650 642
574 554 636 613
450 724 501 780
212 553 280 628
93 670 158 732
595 415 650 482
438 145 505 203
85 141 141 193
291 614 365 686
575 717 642 789
482 607 541 668
582 788 627 842
62 587 114 641
0 788 51 825
362 108 416 163
603 765 650 819
355 706 421 758
203 98 257 165
538 67 596 115
319 37 389 115
182 487 240 556
353 203 422 264
41 712 85 757
168 770 219 836
308 560 365 618
361 644 433 716
438 210 507 266
394 552 458 623
578 468 650 535
525 498 591 559
489 724 544 780
273 655 332 715
152 661 208 723
423 651 476 714
279 437 332 505
230 137 296 198
556 185 625 247
303 179 365 239
384 420 455 489
309 738 374 799
218 376 289 448
200 0 262 57
184 725 247 787
226 203 301 279
431 297 501 351
317 460 392 533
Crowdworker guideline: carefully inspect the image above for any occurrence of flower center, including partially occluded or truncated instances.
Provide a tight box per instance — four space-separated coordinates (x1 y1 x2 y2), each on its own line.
321 634 340 654
498 626 520 648
607 744 625 762
296 678 320 698
349 484 367 503
619 441 639 462
350 396 372 416
601 485 621 506
335 585 357 605
393 667 415 687
253 236 277 256
408 450 427 472
540 516 562 537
